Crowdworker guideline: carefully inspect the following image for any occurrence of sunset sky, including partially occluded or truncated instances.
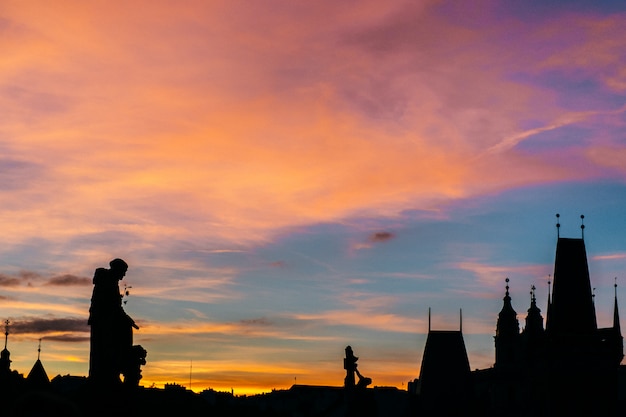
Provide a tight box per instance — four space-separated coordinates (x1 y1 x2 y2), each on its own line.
2 0 626 394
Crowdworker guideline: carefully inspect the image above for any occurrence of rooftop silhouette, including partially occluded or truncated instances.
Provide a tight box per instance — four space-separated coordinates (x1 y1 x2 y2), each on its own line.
1 217 626 416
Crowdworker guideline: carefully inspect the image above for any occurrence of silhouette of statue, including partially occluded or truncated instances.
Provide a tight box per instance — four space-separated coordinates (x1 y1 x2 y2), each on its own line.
344 346 358 388
344 345 373 390
88 259 146 387
343 346 375 417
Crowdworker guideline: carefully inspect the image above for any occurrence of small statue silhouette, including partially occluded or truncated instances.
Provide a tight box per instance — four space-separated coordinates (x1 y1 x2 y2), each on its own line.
88 259 146 387
344 346 372 390
344 345 358 388
344 346 375 417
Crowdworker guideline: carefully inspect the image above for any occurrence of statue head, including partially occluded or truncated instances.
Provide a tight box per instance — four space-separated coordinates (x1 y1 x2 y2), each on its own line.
109 258 128 279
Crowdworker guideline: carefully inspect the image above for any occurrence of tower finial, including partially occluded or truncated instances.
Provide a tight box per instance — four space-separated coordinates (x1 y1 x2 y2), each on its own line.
592 287 596 306
4 319 9 350
505 277 510 296
531 285 536 303
547 275 552 302
580 214 585 239
556 213 560 238
37 338 42 360
614 277 621 334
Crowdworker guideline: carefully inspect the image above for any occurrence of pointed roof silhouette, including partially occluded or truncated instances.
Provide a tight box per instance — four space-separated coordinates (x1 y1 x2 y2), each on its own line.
524 286 544 336
27 359 50 387
614 282 621 335
547 237 597 335
496 279 519 338
419 329 471 400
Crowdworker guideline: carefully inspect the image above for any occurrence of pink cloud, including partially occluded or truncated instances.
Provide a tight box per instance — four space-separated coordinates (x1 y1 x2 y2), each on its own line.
593 253 626 261
3 0 624 248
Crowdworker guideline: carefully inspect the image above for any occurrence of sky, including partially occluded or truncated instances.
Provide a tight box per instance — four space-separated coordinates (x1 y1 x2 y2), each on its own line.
1 0 626 394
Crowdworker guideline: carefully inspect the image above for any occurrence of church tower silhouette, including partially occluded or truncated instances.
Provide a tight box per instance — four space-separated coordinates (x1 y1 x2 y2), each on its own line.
489 215 624 416
495 278 520 369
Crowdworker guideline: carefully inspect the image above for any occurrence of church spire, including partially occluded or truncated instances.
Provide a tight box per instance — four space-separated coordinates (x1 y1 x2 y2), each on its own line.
3 319 8 350
614 278 621 335
1 319 11 373
591 287 599 329
525 285 544 336
495 278 520 368
546 276 552 332
496 278 519 336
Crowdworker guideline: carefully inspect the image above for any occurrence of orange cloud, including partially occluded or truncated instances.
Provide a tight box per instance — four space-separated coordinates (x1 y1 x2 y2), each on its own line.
2 0 610 250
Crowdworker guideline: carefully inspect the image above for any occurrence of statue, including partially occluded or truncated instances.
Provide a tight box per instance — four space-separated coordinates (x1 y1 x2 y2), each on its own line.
344 346 371 389
344 346 358 388
344 346 374 417
88 259 146 387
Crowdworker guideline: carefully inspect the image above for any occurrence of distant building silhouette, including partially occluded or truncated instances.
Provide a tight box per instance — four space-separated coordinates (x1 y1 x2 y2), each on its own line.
488 236 623 416
26 339 50 389
1 320 11 377
416 218 625 416
0 320 25 392
418 309 473 416
3 217 626 417
26 358 50 388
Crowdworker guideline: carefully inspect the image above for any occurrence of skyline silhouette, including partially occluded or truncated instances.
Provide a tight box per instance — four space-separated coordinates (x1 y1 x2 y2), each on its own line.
2 0 626 395
2 229 626 416
2 222 625 396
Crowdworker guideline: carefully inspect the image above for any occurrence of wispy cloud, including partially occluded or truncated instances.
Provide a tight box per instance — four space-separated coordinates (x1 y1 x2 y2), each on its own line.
454 260 550 295
0 275 21 286
593 253 626 261
0 271 91 288
43 334 90 343
10 317 88 335
44 274 91 286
